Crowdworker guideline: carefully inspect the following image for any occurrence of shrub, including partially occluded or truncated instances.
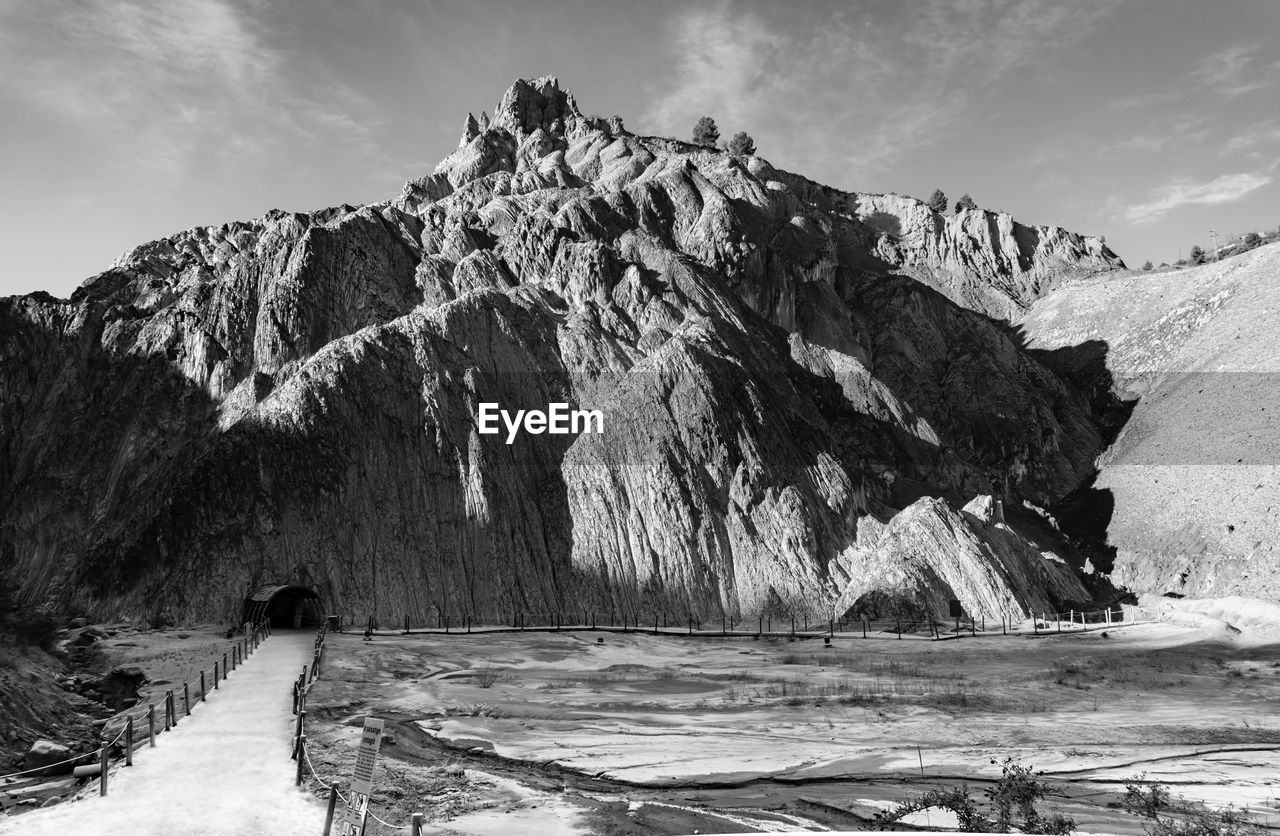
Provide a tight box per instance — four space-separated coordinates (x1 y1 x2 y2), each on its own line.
727 131 756 155
1243 231 1261 248
1123 777 1172 817
473 667 498 688
692 116 719 147
875 756 1074 834
928 189 948 214
1189 245 1205 264
955 193 977 213
1143 260 1154 271
1121 777 1260 836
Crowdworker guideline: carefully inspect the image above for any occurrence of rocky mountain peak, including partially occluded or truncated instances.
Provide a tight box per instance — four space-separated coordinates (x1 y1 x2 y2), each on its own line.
1 76 1128 626
490 75 584 139
460 112 480 146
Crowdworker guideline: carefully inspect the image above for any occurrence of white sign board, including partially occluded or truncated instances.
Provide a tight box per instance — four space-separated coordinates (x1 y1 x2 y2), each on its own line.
339 717 384 836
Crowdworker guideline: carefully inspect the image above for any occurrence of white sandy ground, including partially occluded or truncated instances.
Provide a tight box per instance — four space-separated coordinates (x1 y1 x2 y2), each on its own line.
0 631 323 836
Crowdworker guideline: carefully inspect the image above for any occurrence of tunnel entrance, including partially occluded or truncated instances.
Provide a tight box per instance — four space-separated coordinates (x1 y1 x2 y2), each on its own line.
242 584 324 629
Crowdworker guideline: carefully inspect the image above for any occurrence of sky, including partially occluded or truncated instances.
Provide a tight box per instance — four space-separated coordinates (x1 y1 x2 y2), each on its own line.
1 0 1278 298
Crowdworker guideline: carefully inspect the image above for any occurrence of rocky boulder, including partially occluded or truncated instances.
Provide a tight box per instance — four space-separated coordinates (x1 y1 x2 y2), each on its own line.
18 740 73 776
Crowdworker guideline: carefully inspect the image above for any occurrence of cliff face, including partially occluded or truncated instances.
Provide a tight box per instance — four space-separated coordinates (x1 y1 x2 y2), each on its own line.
1 77 1122 624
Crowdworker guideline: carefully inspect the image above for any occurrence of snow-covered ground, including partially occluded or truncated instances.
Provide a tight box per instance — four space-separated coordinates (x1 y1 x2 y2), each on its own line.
0 631 323 836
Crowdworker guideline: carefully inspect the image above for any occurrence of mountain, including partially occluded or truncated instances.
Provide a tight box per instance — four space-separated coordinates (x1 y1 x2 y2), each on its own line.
1 77 1124 626
1019 244 1280 600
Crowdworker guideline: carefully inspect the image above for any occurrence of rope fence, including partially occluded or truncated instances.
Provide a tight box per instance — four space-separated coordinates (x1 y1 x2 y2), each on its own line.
291 621 426 836
0 618 273 807
328 602 1160 644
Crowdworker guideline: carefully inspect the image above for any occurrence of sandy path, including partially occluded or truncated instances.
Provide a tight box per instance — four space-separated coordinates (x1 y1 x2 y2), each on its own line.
1 631 324 836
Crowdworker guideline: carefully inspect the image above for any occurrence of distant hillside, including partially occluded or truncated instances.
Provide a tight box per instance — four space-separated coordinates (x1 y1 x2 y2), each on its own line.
1019 242 1280 598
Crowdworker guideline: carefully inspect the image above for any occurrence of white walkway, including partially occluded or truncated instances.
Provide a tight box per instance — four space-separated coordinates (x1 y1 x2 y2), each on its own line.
1 631 324 836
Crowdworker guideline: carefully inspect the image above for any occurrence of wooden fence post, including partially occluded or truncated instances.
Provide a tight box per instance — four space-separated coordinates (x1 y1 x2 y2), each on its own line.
164 691 173 730
148 703 156 747
323 782 340 835
223 652 228 679
200 670 207 702
99 739 108 796
125 716 133 766
412 812 423 836
184 682 191 716
295 735 306 786
293 710 305 760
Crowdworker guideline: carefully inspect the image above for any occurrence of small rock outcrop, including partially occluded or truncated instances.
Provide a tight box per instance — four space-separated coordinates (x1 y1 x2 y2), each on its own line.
834 497 1087 621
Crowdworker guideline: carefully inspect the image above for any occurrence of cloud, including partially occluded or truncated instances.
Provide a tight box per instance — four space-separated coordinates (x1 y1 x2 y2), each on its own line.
644 0 1121 182
1107 42 1273 110
0 0 379 182
1223 119 1280 154
1189 44 1261 95
1122 170 1273 224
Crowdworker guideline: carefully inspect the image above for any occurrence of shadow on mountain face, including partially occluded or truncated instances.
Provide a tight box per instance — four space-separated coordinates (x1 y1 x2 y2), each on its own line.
799 277 1139 582
0 296 223 620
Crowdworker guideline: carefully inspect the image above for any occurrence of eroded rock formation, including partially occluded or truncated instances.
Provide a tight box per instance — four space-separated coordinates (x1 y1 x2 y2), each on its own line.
1 76 1123 623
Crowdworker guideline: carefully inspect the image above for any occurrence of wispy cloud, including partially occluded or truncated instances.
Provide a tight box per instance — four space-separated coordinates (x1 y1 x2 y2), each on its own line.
645 0 1121 181
1107 42 1273 110
1222 119 1280 155
1188 44 1264 96
1122 169 1274 224
0 0 379 183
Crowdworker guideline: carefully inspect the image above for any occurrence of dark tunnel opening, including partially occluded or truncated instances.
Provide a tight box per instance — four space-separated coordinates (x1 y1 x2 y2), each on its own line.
242 585 325 629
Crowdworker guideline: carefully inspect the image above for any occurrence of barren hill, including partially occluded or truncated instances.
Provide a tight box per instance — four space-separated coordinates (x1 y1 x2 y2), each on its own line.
1019 243 1280 599
1 77 1125 625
